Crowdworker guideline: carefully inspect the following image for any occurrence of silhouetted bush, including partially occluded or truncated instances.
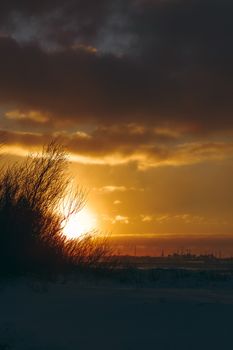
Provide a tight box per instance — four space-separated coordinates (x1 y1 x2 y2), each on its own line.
0 140 112 275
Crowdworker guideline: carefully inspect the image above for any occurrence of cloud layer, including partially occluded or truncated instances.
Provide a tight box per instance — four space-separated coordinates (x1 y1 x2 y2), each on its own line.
1 127 233 169
0 0 233 135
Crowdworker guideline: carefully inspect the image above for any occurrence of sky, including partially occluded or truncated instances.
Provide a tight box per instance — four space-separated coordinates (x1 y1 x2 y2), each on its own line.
0 0 233 256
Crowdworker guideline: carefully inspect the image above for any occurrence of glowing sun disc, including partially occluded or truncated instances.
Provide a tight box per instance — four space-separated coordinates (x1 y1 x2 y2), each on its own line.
63 207 97 239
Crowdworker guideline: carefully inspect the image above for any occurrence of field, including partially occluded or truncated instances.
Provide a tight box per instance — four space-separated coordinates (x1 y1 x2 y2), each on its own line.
0 269 233 350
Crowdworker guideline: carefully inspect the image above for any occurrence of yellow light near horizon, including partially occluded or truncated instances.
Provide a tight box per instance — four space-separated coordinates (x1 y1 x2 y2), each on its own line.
63 207 97 239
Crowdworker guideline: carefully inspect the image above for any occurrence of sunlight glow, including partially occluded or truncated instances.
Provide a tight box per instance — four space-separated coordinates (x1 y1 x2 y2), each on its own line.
63 207 97 239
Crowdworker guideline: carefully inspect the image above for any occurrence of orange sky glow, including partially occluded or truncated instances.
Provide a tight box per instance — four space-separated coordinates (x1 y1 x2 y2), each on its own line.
1 0 233 256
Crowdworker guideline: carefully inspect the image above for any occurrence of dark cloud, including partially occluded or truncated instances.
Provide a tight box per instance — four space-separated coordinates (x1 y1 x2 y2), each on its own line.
0 1 233 134
0 0 110 23
0 36 156 125
1 127 233 168
0 0 112 46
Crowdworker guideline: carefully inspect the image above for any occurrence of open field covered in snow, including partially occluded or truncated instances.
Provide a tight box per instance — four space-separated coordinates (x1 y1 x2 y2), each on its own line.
0 271 232 350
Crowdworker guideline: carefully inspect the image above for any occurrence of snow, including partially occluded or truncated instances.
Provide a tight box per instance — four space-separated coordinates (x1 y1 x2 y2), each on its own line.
0 277 232 349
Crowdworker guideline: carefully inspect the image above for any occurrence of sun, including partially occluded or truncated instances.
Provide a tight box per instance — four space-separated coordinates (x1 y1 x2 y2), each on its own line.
63 207 97 239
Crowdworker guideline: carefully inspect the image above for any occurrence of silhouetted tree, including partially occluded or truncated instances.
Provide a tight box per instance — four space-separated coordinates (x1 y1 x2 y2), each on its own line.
0 140 111 275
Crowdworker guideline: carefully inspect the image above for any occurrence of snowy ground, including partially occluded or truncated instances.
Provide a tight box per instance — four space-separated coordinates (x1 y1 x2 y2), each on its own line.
0 278 232 350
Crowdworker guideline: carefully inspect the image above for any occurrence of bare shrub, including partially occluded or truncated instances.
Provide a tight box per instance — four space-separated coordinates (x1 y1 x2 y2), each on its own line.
0 140 112 274
65 231 114 268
